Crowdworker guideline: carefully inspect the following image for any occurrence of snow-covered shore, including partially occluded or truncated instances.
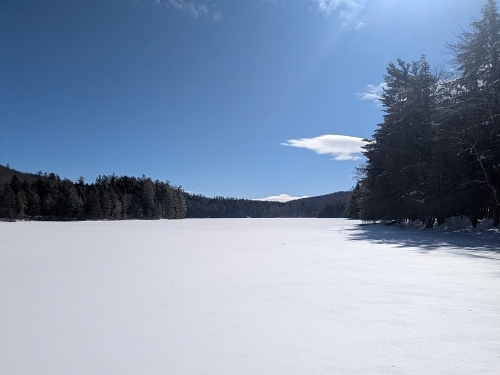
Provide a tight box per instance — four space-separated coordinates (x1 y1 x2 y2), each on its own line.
1 219 499 374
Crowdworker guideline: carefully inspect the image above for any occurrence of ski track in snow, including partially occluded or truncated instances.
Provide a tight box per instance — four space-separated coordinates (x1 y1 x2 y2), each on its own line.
0 218 499 374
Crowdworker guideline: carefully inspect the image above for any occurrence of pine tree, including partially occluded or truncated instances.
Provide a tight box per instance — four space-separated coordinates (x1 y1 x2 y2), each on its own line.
26 186 41 217
445 0 500 225
140 177 156 219
175 187 187 219
1 183 16 220
16 190 28 219
343 183 361 219
359 56 438 224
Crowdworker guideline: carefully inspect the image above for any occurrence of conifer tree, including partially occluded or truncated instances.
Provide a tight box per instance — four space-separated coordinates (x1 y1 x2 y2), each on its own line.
360 56 437 223
343 183 361 219
445 0 500 225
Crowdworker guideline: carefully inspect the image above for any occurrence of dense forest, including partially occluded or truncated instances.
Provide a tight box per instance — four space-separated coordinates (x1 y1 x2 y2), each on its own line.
0 165 186 220
0 165 349 221
184 191 349 218
346 0 500 228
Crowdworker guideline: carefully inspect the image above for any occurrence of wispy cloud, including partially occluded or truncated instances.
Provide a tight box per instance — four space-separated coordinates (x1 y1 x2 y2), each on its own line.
262 0 366 29
156 0 223 20
254 194 309 203
314 0 360 16
358 82 387 106
212 11 223 21
282 134 366 161
354 16 367 29
166 0 207 17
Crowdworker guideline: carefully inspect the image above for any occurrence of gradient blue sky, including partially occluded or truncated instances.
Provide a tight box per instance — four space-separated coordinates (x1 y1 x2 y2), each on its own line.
0 0 481 199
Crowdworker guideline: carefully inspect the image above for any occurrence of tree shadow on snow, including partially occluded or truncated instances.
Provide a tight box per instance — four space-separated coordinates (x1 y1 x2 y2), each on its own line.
345 223 500 260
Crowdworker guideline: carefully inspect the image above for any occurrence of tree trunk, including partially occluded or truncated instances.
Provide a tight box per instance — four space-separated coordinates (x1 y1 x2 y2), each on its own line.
425 217 435 228
469 213 478 228
493 205 499 227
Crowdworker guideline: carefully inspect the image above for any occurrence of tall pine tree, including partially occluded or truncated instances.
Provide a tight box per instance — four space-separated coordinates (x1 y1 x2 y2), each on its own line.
445 0 500 225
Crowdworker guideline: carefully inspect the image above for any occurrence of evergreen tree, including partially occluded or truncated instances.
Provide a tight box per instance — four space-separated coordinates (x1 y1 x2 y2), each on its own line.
0 169 188 221
355 1 500 227
16 190 28 219
445 0 500 225
26 186 41 217
9 175 22 194
360 56 438 224
140 177 156 219
1 183 16 220
120 194 128 219
343 183 361 219
174 187 187 219
86 187 102 219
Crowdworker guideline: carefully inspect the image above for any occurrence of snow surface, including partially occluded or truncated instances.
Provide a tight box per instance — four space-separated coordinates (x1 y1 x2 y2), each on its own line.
1 219 499 374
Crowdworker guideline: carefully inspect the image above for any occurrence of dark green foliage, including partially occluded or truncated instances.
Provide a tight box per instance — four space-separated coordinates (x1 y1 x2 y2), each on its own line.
1 184 16 216
343 183 361 219
356 0 500 227
444 0 500 226
0 165 350 220
26 188 40 217
174 187 187 219
360 56 437 222
0 167 186 221
185 195 285 218
184 191 350 218
316 199 347 218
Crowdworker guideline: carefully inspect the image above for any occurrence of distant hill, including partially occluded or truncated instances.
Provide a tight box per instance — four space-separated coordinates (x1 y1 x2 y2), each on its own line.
286 191 350 206
185 191 350 218
0 164 47 186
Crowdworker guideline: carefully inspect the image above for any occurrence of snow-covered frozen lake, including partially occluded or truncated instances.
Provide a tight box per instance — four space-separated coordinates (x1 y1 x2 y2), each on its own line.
1 218 499 374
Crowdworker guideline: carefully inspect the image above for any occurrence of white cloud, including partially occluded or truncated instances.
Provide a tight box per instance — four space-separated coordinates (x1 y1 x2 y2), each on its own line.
156 0 222 20
212 11 223 21
282 134 366 161
166 0 208 17
314 0 360 16
358 82 387 106
354 15 367 29
263 0 366 28
312 0 366 30
253 194 309 203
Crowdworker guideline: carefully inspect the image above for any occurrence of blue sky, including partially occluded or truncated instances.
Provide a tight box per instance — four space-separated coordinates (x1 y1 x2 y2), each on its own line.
0 0 482 200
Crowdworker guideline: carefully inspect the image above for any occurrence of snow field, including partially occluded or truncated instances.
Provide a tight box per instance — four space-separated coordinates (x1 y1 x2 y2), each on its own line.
1 219 499 374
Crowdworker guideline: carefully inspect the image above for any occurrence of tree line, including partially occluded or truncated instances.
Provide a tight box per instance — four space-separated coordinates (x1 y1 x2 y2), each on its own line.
0 167 186 221
0 165 350 221
347 0 500 228
184 192 349 218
